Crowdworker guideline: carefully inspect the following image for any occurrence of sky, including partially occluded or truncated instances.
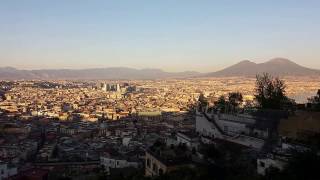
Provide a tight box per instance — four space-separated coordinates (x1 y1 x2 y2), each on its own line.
0 0 320 72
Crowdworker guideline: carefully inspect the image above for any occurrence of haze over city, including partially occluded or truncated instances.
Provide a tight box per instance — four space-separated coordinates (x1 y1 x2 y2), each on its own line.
1 0 320 72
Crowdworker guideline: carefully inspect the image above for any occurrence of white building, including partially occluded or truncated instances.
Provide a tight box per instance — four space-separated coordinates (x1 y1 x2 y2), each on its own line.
196 109 267 149
116 84 121 92
100 154 139 174
196 111 223 139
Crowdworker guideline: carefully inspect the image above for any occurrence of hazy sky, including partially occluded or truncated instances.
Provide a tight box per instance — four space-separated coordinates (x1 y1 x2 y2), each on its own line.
0 0 320 72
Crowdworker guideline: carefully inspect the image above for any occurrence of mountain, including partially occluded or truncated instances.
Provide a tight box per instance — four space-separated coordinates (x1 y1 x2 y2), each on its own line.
0 58 319 80
0 67 201 80
206 58 320 77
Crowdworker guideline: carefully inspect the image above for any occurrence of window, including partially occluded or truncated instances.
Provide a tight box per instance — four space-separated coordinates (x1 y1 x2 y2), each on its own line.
260 161 265 168
146 158 151 168
159 168 164 175
224 126 228 132
153 163 157 172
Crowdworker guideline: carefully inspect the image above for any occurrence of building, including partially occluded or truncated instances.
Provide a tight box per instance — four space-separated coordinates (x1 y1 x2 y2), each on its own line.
101 83 107 92
195 107 282 150
0 162 17 180
278 111 320 141
100 153 139 174
176 131 199 150
145 142 193 177
116 84 121 92
10 168 49 180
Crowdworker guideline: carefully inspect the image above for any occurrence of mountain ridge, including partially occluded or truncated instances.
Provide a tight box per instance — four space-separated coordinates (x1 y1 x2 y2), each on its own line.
0 67 201 80
0 58 319 80
205 58 320 77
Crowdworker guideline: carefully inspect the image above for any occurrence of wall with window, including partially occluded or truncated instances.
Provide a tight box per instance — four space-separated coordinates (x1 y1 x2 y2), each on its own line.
145 152 167 177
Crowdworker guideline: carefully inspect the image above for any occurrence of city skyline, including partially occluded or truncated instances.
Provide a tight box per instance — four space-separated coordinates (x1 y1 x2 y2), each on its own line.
1 1 320 72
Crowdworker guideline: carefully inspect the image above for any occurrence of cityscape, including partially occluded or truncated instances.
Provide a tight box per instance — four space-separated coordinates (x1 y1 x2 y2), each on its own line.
1 1 320 180
0 69 320 180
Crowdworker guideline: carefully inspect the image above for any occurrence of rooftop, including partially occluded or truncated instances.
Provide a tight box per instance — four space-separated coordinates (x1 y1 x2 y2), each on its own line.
147 141 192 166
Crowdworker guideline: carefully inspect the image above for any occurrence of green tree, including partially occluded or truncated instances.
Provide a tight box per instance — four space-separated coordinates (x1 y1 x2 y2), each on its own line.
255 73 287 109
216 95 227 112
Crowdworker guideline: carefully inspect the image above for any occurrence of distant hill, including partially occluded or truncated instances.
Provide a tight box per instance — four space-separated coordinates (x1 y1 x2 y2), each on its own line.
205 58 320 77
0 67 200 80
1 58 319 80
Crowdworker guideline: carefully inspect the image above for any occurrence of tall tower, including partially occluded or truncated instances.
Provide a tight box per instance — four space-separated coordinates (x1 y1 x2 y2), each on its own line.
102 83 107 91
116 84 121 92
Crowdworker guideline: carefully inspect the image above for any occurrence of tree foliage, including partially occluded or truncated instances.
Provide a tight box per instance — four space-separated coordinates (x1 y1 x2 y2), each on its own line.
228 92 243 106
308 89 320 111
255 73 288 109
216 95 227 112
228 92 243 109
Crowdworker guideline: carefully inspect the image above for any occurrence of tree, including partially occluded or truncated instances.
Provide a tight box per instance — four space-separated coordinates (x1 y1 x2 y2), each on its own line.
308 89 320 103
255 73 287 109
228 92 243 111
216 95 227 112
308 89 320 111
